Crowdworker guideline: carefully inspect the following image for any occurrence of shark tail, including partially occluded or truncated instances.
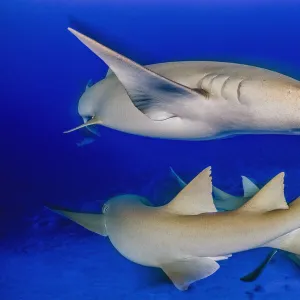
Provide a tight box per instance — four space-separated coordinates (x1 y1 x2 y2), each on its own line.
46 206 108 237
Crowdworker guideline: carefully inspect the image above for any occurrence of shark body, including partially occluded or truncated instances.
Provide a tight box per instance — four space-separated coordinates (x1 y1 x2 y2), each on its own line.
169 167 300 281
65 28 300 141
48 167 300 290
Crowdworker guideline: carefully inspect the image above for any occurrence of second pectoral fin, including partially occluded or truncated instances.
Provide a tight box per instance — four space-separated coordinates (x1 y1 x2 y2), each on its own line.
161 257 220 291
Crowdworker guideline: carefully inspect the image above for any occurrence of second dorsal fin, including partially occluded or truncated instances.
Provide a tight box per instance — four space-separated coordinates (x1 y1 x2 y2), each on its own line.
238 172 288 213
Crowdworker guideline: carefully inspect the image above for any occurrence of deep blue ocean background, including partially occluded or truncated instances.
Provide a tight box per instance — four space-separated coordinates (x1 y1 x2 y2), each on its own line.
2 0 300 299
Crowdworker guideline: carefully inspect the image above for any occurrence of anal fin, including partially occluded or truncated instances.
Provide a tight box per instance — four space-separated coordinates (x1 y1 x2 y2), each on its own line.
161 257 220 291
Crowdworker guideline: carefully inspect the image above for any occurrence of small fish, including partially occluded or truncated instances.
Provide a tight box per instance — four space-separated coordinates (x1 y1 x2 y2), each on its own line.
47 168 300 290
76 136 95 147
64 28 300 141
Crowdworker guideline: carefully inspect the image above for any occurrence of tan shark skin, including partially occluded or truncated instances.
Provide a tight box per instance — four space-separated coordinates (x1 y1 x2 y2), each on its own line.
65 28 300 141
49 167 300 291
170 167 300 280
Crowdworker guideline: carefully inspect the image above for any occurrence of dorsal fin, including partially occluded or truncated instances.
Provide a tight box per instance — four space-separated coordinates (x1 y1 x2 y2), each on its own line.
242 176 260 198
68 28 206 121
238 172 288 213
163 166 217 215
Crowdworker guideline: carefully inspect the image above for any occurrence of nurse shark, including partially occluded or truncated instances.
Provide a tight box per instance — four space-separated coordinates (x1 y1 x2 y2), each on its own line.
170 167 300 281
47 167 300 291
64 28 300 140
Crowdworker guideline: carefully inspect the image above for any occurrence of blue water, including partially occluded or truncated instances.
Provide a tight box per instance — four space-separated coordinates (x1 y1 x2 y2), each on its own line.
2 0 300 299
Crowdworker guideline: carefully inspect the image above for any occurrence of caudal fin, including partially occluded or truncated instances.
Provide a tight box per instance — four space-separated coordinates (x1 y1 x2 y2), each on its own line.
46 206 107 237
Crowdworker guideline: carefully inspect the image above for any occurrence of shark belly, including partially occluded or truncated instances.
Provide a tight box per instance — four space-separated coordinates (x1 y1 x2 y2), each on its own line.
105 221 165 267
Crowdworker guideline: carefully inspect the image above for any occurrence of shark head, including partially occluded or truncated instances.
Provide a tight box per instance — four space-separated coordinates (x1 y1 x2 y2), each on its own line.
65 80 105 134
63 28 218 139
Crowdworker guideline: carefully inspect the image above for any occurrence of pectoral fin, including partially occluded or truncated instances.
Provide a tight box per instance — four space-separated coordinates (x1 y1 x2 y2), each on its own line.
161 257 220 291
240 250 278 282
240 250 300 283
68 27 207 121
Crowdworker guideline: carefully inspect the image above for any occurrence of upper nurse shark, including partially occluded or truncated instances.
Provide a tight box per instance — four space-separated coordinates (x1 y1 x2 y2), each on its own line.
65 27 300 140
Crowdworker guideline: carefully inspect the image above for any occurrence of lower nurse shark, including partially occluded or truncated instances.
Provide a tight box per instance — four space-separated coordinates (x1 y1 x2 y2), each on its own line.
64 27 300 140
170 167 300 281
48 167 300 291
